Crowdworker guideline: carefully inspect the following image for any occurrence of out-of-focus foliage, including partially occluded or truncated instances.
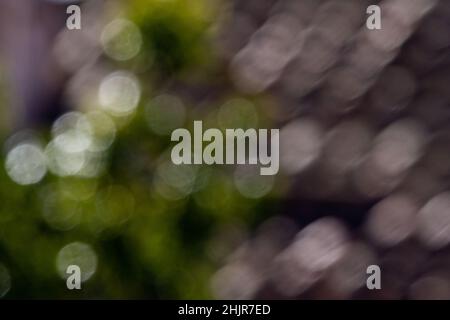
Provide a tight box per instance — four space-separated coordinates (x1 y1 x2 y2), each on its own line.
129 0 217 74
0 0 278 299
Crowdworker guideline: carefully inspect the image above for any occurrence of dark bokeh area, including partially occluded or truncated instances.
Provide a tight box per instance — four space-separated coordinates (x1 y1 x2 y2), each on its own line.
0 0 449 299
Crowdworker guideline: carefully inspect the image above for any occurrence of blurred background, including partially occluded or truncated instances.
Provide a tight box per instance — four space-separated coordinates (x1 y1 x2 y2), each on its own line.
0 0 449 299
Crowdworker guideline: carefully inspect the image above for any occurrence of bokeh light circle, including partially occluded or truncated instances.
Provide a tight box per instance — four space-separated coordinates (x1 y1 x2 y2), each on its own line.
5 143 47 185
56 242 98 282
